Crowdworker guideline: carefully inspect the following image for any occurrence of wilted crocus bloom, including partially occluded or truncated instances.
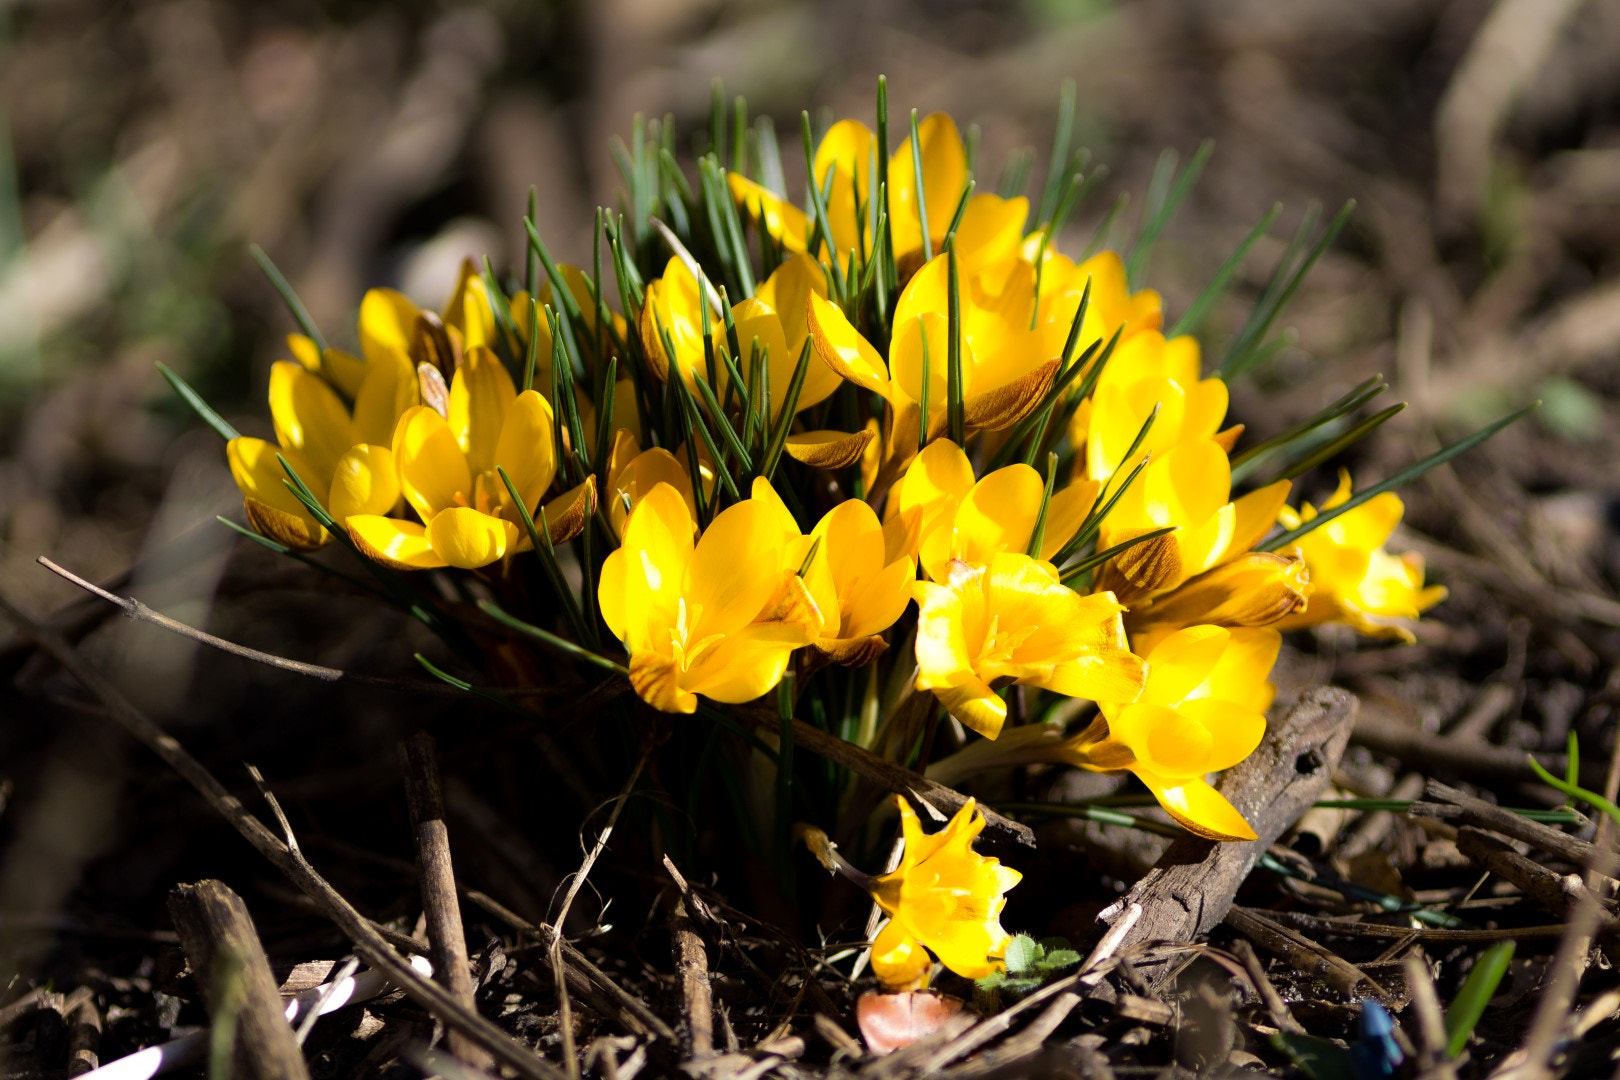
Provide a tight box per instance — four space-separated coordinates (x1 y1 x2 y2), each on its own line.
913 553 1145 740
886 439 1098 581
346 347 594 570
801 499 916 666
867 797 1022 989
1275 472 1445 642
1059 625 1280 841
598 478 823 712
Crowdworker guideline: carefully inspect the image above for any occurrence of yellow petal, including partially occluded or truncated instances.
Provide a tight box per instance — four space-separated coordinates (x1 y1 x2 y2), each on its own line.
807 291 888 395
326 444 401 522
784 429 874 470
728 172 809 254
1134 768 1258 842
346 515 446 569
448 345 515 477
757 254 841 408
630 650 697 713
243 496 327 550
600 482 694 650
425 506 516 569
962 359 1060 432
1226 479 1293 562
688 498 797 633
888 114 967 261
609 446 695 536
227 436 319 522
952 194 1029 272
493 389 557 515
870 919 932 992
268 360 355 480
1179 698 1267 774
1141 624 1231 704
351 348 418 447
358 288 421 367
538 475 596 545
929 678 1009 740
813 119 876 257
392 406 471 521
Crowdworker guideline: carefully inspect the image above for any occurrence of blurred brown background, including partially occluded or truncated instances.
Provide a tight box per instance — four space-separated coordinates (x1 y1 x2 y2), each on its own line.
3 0 1620 1014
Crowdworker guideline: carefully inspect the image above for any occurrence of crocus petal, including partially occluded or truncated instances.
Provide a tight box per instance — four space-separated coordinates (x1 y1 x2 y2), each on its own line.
537 476 596 545
347 515 446 570
1142 625 1231 705
630 651 697 714
448 346 515 477
358 288 421 367
493 389 558 515
226 436 321 524
784 429 874 470
326 444 401 522
425 507 515 569
599 482 694 649
1135 768 1257 842
888 114 967 261
813 119 876 257
961 358 1059 432
688 496 799 634
807 291 889 395
351 348 419 447
728 172 809 254
930 678 1009 740
392 406 472 521
609 446 694 536
268 360 355 480
870 919 931 992
1227 480 1293 561
1179 698 1267 774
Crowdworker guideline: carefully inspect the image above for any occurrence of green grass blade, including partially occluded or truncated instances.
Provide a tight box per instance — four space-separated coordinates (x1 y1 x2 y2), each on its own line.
249 244 326 351
1036 79 1077 228
1221 200 1354 380
1170 202 1283 340
1059 525 1176 585
1126 140 1212 289
909 109 933 262
477 598 628 676
157 361 240 441
1444 941 1516 1059
1277 402 1407 481
1258 402 1536 552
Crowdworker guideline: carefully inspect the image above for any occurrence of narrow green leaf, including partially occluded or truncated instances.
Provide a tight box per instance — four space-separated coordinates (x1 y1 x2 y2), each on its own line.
909 109 933 263
1444 941 1516 1059
1259 403 1536 551
1222 200 1355 380
497 465 592 645
875 75 897 295
946 243 964 444
998 148 1034 202
156 362 240 441
800 114 848 301
1126 140 1213 288
1036 79 1077 228
249 244 325 351
1078 191 1130 261
1278 402 1407 481
477 598 628 676
1059 525 1175 585
1170 202 1282 339
1025 453 1059 558
1229 374 1386 474
761 338 815 480
942 179 975 250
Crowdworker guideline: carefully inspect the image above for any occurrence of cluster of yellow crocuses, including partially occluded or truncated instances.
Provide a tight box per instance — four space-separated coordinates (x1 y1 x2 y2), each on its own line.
222 99 1446 992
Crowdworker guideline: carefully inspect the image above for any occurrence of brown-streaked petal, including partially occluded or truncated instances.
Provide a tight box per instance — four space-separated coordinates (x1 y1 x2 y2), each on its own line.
961 359 1059 432
784 428 875 470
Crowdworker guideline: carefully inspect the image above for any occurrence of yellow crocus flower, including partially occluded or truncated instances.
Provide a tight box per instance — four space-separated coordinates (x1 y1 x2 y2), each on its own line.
598 477 823 713
886 439 1099 581
801 499 916 665
1060 625 1279 841
345 346 594 570
1275 472 1446 641
730 113 1025 278
1077 331 1233 483
867 796 1022 989
603 429 698 539
226 357 412 550
913 553 1145 739
640 253 843 421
